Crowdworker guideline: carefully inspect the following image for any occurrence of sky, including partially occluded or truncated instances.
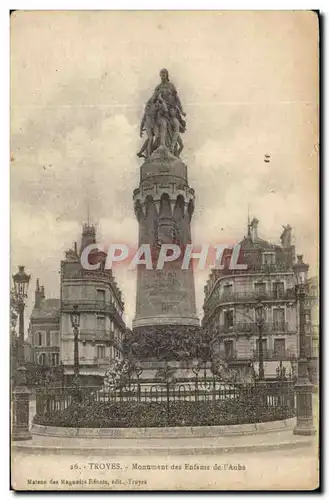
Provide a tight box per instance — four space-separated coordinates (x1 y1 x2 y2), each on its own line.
10 11 319 328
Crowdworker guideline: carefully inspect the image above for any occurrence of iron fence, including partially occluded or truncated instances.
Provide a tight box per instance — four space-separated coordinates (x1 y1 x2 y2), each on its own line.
34 379 295 428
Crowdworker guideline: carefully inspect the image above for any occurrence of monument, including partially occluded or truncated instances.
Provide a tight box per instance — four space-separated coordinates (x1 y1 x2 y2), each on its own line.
131 69 200 362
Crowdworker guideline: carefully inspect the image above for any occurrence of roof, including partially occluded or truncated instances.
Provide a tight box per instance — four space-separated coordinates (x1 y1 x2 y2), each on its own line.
239 235 280 251
31 298 60 320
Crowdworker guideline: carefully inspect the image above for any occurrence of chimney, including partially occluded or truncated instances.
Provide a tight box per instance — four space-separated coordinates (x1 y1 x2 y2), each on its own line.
35 279 45 308
250 218 259 243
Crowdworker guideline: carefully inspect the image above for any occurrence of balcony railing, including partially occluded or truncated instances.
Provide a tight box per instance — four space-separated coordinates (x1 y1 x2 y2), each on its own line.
61 300 125 328
223 350 238 360
252 349 297 361
206 289 296 308
218 321 291 334
62 299 116 314
305 324 319 335
207 263 292 280
78 330 122 349
77 329 111 340
33 346 60 352
252 348 270 359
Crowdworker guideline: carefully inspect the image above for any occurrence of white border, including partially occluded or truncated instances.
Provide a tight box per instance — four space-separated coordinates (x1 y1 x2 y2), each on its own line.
3 3 325 499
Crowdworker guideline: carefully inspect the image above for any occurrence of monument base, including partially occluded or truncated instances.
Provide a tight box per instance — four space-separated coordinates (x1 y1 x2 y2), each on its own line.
130 324 201 361
133 315 199 328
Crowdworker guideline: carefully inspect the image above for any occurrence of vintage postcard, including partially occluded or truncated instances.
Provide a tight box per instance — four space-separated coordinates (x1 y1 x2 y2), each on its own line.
10 10 319 491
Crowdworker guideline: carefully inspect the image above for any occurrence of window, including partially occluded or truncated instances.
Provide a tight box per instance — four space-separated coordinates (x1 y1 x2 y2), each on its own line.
273 339 285 357
161 303 170 313
97 289 105 302
224 340 234 359
256 338 267 355
273 282 284 298
224 310 234 329
273 308 285 330
38 353 46 365
97 316 105 331
37 332 43 347
46 331 51 347
254 282 266 297
223 283 233 297
52 331 59 346
262 252 276 266
97 345 106 359
51 353 59 366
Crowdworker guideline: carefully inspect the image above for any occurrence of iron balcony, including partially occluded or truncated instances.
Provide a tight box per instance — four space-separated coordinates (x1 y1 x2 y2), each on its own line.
206 288 296 309
251 349 297 361
61 300 125 329
217 321 292 334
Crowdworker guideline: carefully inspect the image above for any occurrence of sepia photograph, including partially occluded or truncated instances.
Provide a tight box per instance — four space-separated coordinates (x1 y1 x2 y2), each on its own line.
10 9 319 491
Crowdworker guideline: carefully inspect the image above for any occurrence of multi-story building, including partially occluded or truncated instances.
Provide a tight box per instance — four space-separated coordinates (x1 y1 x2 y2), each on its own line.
305 276 319 384
28 223 126 385
60 223 126 384
202 219 303 379
28 280 61 367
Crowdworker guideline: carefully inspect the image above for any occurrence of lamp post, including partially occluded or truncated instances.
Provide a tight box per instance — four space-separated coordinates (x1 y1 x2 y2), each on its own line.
192 359 201 401
70 305 81 390
293 255 315 436
12 265 31 441
255 300 265 381
134 363 143 403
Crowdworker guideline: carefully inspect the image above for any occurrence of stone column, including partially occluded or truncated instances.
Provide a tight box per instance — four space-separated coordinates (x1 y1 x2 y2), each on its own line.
293 285 315 436
133 147 199 360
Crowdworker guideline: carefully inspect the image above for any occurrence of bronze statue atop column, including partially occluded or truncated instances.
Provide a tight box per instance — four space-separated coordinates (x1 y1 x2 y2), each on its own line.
137 69 186 159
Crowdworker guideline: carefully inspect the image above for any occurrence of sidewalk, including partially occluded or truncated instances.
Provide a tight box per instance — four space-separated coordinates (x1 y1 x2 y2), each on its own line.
13 427 316 456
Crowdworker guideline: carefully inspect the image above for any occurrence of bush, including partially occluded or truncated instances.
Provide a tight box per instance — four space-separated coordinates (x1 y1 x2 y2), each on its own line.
33 394 295 428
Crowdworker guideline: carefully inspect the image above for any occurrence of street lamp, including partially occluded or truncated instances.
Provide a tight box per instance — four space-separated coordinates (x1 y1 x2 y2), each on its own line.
70 305 81 389
134 362 143 403
255 300 265 381
12 265 31 441
293 255 315 436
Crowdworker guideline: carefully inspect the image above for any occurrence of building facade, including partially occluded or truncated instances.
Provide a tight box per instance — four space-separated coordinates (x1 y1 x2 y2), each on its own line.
28 224 126 385
305 276 319 384
61 223 126 383
202 219 300 379
28 280 61 367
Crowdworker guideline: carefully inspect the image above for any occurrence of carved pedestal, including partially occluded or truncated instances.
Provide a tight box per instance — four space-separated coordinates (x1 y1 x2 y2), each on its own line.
293 358 316 436
12 384 32 441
